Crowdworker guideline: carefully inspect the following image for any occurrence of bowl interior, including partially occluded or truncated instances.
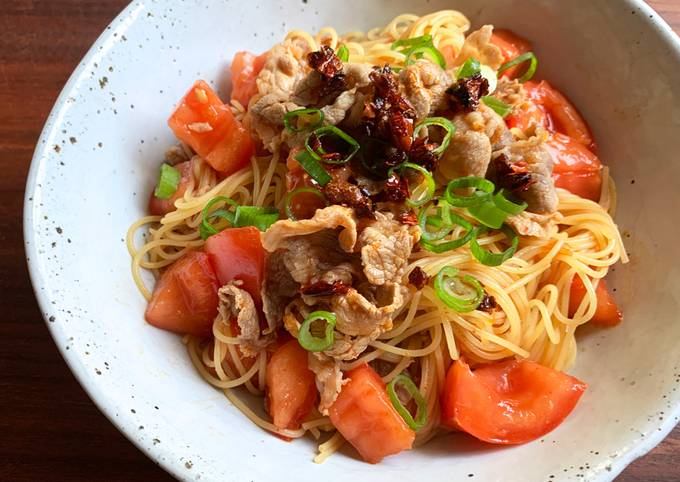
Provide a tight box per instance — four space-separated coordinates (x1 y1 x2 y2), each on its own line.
25 0 680 480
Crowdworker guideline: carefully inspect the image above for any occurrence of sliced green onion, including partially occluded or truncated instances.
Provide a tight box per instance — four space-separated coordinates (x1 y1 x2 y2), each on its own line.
467 200 508 229
294 150 332 186
199 196 238 239
284 187 328 221
470 224 519 267
420 211 474 253
391 35 433 51
444 176 495 207
405 45 446 69
154 163 181 199
498 52 538 83
283 108 324 133
493 189 528 215
336 44 349 62
418 199 453 242
456 58 480 79
389 162 435 208
298 311 336 352
305 125 360 165
413 117 456 155
233 206 279 231
387 374 428 431
434 266 484 312
481 96 513 118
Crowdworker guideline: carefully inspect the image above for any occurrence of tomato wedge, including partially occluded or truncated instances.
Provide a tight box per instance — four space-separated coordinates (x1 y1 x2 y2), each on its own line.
168 80 254 175
569 276 622 326
329 364 415 463
204 226 265 306
266 339 317 430
491 29 532 80
148 160 193 216
441 358 587 444
230 51 267 109
145 251 220 337
545 133 602 200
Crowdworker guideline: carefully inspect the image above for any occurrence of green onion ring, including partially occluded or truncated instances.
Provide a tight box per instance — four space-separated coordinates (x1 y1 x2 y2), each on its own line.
284 187 328 221
336 44 349 62
418 199 454 242
498 51 538 83
294 150 332 186
404 45 446 69
154 163 181 199
298 311 337 352
391 35 433 51
444 176 495 207
233 206 279 232
493 189 528 215
305 125 360 165
481 96 513 118
470 224 519 267
413 117 456 155
389 162 435 208
283 108 324 133
387 374 428 431
467 200 509 229
420 213 474 253
434 266 484 312
456 57 481 79
199 196 238 240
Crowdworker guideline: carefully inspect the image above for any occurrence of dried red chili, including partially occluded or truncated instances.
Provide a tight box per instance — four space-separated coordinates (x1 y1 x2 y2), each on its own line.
322 179 374 218
478 293 498 313
446 73 489 113
301 280 351 297
493 154 534 193
408 267 430 290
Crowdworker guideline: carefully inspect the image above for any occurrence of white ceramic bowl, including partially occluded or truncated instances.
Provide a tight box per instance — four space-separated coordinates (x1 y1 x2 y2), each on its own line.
24 1 680 480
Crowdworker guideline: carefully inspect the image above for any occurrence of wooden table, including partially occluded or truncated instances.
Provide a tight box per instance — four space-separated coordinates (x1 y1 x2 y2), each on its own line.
1 1 678 480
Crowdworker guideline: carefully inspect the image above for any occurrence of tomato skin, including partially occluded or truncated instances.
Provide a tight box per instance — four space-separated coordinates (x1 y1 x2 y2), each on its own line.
167 80 254 175
329 364 415 464
266 339 317 430
491 29 532 79
569 277 622 326
441 359 587 444
230 51 267 108
545 133 602 200
204 227 265 306
145 251 220 337
148 160 193 216
285 148 326 220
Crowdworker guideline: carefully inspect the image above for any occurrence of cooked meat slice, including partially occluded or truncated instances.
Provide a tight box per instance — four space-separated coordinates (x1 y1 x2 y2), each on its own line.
262 205 358 253
494 77 526 108
261 250 299 331
506 211 559 238
399 60 453 120
217 282 271 357
322 177 373 218
323 332 372 361
282 231 358 286
330 283 409 337
358 212 420 286
493 127 558 214
453 25 505 70
439 103 509 179
308 353 348 415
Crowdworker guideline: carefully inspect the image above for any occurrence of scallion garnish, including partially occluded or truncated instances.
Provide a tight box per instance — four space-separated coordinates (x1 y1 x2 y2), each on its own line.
284 187 328 221
294 150 332 186
233 206 279 231
283 108 324 133
391 34 446 69
470 224 519 266
389 162 435 207
498 51 538 83
305 125 360 165
481 96 513 118
199 196 238 239
434 266 484 312
154 163 181 200
298 311 336 352
336 44 349 62
387 374 428 431
418 200 454 242
467 200 509 229
456 58 481 79
493 189 528 215
420 212 474 253
413 117 456 155
444 176 495 207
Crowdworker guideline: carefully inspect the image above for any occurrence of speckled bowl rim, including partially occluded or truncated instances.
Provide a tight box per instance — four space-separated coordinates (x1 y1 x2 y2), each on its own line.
23 0 680 480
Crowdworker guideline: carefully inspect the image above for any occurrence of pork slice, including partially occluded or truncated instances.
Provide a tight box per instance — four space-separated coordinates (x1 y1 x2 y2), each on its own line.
399 60 453 120
453 25 505 70
261 250 299 332
217 282 271 357
506 211 559 238
308 353 348 415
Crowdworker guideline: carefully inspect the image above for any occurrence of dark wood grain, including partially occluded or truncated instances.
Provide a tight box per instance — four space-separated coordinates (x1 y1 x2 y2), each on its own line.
0 1 677 480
